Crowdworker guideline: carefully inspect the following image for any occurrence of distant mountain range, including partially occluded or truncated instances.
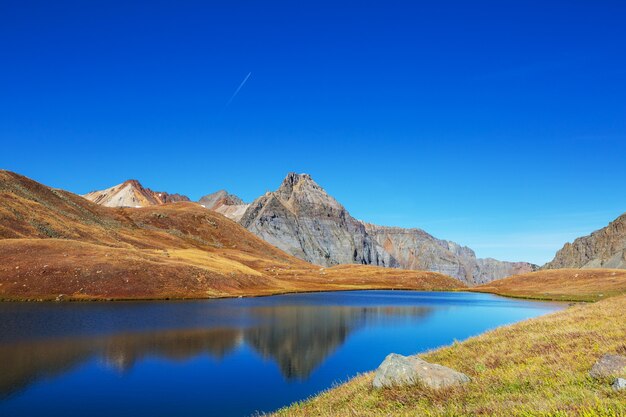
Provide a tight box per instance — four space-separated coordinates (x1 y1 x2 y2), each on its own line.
83 179 189 207
0 170 459 301
84 172 537 284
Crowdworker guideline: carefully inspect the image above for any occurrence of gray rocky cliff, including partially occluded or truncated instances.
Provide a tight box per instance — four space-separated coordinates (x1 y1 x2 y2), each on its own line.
239 173 396 268
363 224 536 285
544 213 626 269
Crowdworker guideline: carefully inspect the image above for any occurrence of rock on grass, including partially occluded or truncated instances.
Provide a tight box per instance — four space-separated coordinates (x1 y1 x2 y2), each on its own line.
373 353 470 389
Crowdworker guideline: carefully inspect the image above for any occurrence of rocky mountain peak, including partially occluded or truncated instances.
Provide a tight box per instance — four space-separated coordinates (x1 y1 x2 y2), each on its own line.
239 173 393 268
198 190 249 222
275 173 343 216
83 180 189 207
122 179 143 188
277 172 314 197
199 190 244 209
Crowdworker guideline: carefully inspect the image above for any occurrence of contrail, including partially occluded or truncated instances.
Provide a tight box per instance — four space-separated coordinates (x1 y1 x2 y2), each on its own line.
226 72 252 107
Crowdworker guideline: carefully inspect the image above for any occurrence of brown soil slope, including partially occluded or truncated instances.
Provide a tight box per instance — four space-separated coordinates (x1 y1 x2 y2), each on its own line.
0 171 463 300
473 268 626 301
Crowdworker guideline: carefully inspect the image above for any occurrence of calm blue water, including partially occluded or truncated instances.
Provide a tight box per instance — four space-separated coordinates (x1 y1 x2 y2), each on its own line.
0 291 562 417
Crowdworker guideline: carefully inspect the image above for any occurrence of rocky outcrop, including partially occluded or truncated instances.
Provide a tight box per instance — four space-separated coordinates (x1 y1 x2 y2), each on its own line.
83 180 189 208
544 213 626 269
372 353 470 389
363 224 536 285
198 190 249 222
474 258 537 284
589 354 626 379
239 173 396 268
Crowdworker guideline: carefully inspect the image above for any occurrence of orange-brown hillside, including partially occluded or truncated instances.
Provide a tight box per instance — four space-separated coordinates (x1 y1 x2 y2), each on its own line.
0 171 464 300
473 268 626 301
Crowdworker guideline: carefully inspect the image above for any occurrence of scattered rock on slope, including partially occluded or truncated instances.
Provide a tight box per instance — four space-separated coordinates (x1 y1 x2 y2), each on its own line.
372 353 470 389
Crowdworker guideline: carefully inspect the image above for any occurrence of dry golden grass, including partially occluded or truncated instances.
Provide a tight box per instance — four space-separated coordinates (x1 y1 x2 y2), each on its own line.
0 239 462 300
273 294 626 417
474 269 626 302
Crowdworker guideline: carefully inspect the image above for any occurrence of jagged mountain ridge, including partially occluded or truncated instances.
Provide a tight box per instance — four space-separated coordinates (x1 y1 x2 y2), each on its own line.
362 224 537 284
544 212 626 269
82 172 536 285
237 173 535 285
83 179 189 207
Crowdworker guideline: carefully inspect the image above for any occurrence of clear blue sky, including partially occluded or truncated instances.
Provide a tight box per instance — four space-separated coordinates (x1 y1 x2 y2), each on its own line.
1 1 625 265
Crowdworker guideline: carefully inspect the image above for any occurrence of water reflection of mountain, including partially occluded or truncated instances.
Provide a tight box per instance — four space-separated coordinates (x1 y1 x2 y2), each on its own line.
0 305 432 398
245 306 433 379
0 328 243 399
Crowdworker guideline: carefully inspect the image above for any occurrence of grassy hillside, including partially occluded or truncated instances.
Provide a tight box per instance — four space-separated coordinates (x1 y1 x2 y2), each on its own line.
473 269 626 302
0 171 463 300
274 293 626 417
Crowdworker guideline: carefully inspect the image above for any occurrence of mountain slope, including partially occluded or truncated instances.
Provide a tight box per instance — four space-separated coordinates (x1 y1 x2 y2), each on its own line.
83 179 189 207
544 213 626 269
474 268 626 301
239 173 395 268
198 190 249 222
0 170 463 300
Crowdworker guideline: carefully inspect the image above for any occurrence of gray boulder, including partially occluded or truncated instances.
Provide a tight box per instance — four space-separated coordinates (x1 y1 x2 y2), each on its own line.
589 354 626 379
373 353 470 389
613 378 626 391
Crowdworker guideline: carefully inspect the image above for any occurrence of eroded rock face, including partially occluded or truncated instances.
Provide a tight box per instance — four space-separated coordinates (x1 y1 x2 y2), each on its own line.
239 173 395 267
474 258 538 285
363 224 536 285
372 353 470 389
545 213 626 269
589 354 626 379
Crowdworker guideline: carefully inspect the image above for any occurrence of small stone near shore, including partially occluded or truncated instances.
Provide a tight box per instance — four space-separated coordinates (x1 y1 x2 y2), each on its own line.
373 353 470 389
589 354 626 379
613 378 626 391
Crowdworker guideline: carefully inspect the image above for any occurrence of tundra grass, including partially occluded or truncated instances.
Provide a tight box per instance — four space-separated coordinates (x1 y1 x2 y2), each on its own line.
273 294 626 417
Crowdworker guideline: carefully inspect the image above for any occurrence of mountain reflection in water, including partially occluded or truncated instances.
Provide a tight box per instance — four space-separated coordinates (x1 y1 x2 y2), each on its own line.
0 304 432 398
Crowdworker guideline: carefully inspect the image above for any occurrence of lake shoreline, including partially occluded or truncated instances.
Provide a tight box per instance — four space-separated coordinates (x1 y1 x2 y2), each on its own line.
272 291 626 416
1 291 559 417
0 285 467 303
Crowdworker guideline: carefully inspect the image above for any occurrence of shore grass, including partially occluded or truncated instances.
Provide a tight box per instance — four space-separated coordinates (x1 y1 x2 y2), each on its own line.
273 293 626 416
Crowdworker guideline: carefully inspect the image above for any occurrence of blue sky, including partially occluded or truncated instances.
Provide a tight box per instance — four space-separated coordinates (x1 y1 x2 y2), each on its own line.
1 1 625 265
